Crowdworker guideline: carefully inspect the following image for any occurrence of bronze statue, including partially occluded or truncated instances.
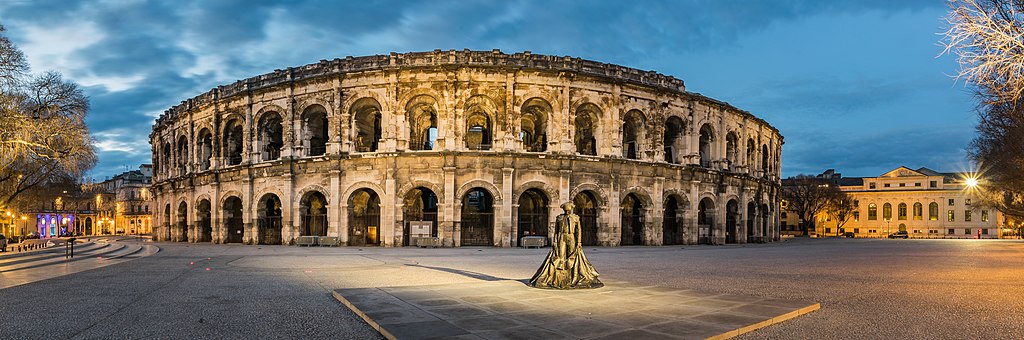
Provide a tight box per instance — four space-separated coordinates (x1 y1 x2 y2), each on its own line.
529 202 604 289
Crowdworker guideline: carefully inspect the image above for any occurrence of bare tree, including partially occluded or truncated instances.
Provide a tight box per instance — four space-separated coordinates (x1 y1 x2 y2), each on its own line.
942 0 1024 105
782 175 842 236
826 193 856 237
0 24 96 211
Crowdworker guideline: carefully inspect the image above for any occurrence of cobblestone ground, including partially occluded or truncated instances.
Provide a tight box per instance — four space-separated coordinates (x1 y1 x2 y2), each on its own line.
1 238 1021 339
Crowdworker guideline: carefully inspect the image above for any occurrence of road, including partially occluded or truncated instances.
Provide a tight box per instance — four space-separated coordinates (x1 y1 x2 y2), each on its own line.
0 238 1021 339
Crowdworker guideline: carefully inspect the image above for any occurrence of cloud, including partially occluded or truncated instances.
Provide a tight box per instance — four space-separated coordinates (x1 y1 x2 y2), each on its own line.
0 0 965 180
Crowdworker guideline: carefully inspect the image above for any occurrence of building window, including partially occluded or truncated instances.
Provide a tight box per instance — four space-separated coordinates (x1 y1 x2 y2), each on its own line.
884 183 891 188
965 210 972 222
948 199 955 206
982 210 989 222
913 203 922 220
853 200 859 207
883 203 892 220
868 203 877 220
965 199 971 206
897 203 907 220
781 212 788 219
853 211 860 221
899 183 906 187
982 228 989 235
870 182 876 189
929 230 938 234
948 210 955 222
930 180 937 188
915 182 921 187
854 228 860 233
929 202 938 221
965 228 971 235
948 228 954 235
825 228 831 234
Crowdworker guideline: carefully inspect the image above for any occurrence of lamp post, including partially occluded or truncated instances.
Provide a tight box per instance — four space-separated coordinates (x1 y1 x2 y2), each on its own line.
885 217 891 237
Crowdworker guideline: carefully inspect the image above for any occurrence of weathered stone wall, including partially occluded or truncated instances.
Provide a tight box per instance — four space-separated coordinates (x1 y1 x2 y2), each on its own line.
150 50 783 247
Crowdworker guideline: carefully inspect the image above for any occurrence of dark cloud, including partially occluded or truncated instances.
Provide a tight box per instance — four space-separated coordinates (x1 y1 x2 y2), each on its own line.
0 0 967 180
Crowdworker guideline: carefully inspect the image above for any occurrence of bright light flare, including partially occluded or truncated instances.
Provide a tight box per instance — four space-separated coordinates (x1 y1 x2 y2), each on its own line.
966 177 979 188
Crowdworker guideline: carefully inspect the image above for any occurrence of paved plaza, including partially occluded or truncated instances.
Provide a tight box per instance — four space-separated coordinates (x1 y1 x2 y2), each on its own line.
1 238 1023 339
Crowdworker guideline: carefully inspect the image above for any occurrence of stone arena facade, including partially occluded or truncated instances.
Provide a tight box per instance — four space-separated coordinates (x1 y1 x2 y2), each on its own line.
149 50 783 247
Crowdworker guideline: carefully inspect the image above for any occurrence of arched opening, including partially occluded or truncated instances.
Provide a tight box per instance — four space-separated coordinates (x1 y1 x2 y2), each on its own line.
223 197 243 243
883 203 893 220
163 203 171 239
622 110 645 160
348 189 381 246
403 187 438 246
898 202 908 220
761 144 770 174
302 106 328 156
460 188 494 246
196 199 211 242
725 132 738 168
898 223 907 232
664 116 685 163
698 197 716 244
301 192 329 237
223 119 244 166
913 202 923 220
465 112 492 150
257 194 283 245
352 98 382 152
620 193 644 245
761 203 770 240
176 136 188 173
176 202 188 242
517 189 549 241
929 202 939 220
747 202 757 241
575 104 600 156
699 124 714 167
161 142 171 175
257 112 284 161
521 98 550 152
746 139 756 172
85 217 93 235
407 95 438 151
574 191 600 246
663 195 684 245
726 199 739 244
197 128 213 171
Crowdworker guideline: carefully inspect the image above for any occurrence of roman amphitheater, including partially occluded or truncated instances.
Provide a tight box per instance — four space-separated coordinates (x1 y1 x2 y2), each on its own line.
150 49 782 247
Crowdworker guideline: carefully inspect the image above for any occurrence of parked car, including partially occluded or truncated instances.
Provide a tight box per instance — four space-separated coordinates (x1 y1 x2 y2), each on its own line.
25 231 40 239
0 233 7 252
842 231 855 238
888 231 909 239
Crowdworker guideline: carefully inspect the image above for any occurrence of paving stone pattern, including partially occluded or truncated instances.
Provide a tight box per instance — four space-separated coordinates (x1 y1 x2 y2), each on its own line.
335 280 819 339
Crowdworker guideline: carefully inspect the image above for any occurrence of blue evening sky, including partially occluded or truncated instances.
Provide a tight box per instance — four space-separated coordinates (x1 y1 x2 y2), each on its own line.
0 0 974 180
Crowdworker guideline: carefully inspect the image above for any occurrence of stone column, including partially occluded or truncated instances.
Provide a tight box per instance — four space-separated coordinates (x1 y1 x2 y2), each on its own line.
500 167 514 247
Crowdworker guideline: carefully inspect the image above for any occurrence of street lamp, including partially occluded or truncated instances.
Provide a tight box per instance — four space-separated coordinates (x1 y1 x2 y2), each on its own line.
885 217 891 237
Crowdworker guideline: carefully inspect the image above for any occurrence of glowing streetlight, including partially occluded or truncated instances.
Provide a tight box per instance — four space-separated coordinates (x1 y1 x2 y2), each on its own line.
965 177 979 188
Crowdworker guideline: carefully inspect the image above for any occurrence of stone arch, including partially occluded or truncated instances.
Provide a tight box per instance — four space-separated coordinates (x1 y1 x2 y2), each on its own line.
699 123 715 167
569 183 610 208
350 97 383 152
464 95 501 150
347 188 382 246
256 109 284 161
340 181 386 206
512 180 559 206
219 190 244 208
344 90 391 113
296 98 333 117
397 180 445 204
256 191 284 245
252 187 286 213
193 193 212 208
664 115 687 163
620 186 655 209
300 103 329 156
195 125 214 171
621 109 647 159
405 94 440 151
253 104 287 125
662 191 688 245
573 102 603 156
296 184 332 206
396 88 443 111
456 179 503 203
520 97 552 152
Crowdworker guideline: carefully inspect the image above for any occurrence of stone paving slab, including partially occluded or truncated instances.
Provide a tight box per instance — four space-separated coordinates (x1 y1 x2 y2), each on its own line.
334 280 819 340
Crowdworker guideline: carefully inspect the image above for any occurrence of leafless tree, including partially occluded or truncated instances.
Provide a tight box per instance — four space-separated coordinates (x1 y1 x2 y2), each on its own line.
782 175 842 236
0 24 96 211
826 193 856 237
942 0 1024 105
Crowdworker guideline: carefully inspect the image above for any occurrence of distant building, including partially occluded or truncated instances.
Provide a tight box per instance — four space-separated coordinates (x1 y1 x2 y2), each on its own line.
24 164 153 238
783 167 1003 239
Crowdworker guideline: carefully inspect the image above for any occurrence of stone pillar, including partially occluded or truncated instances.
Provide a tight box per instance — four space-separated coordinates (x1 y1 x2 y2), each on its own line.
329 171 342 240
443 166 457 247
651 177 664 245
383 173 397 247
500 167 514 247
